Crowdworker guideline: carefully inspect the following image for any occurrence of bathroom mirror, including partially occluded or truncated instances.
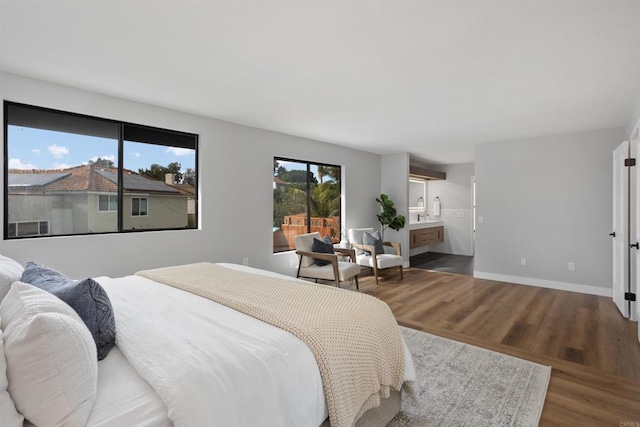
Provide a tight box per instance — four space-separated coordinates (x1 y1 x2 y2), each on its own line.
409 179 426 209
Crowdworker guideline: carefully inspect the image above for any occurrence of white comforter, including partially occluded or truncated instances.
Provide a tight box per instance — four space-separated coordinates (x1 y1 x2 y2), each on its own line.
98 264 415 427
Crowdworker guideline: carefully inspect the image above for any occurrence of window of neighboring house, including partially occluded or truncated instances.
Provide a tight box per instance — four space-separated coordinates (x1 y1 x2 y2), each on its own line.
98 195 118 212
4 102 198 239
7 221 49 238
131 197 148 216
272 157 341 253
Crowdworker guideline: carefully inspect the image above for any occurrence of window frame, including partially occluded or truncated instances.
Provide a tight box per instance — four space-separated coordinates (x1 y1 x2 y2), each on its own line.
4 101 199 240
98 194 118 212
273 157 342 254
131 197 148 217
8 220 50 238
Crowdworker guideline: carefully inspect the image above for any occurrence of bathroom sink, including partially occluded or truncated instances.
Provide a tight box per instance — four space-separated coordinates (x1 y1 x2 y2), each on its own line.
409 220 444 230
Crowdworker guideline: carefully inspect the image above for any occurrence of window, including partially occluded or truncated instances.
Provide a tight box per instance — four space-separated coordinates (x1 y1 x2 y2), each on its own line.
273 158 341 253
98 195 118 212
8 221 49 238
131 197 148 216
4 102 198 239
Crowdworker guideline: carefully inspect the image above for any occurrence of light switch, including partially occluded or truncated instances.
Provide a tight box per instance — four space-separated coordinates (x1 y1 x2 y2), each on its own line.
478 216 484 223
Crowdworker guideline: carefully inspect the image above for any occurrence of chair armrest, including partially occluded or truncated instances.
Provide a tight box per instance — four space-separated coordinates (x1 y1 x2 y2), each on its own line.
334 247 356 263
383 241 402 256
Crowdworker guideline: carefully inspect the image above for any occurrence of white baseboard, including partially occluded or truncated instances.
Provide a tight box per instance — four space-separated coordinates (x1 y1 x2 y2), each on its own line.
473 271 612 297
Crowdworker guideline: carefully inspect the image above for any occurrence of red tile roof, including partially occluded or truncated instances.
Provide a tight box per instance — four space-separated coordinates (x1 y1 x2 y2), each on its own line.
9 165 186 196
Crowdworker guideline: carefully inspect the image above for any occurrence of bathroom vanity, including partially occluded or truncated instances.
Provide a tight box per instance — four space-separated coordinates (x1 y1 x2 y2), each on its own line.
409 221 444 249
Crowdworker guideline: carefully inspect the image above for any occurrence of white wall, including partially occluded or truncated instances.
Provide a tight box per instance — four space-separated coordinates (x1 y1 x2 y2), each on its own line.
426 163 475 256
626 84 640 139
0 72 382 278
381 153 410 263
474 127 624 295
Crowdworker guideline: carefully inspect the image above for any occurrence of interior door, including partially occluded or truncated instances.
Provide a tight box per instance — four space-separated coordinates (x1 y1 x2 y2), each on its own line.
613 140 629 318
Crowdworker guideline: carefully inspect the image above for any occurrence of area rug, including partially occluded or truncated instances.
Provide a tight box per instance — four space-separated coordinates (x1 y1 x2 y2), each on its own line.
389 327 551 426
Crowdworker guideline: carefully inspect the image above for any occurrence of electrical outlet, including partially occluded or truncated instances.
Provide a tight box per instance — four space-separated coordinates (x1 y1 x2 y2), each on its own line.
568 262 576 271
242 257 249 266
520 257 527 266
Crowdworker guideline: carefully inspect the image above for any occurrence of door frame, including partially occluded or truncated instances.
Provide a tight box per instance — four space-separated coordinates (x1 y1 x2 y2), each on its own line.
613 140 630 318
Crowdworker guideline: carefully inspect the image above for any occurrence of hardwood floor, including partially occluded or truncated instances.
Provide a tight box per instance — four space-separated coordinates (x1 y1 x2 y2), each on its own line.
345 268 640 425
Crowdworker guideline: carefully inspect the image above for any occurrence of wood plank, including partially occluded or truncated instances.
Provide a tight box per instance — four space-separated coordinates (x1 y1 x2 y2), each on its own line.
349 268 640 425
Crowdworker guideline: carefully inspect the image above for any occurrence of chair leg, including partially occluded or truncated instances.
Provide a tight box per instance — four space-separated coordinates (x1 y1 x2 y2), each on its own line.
399 265 403 280
315 279 318 283
335 277 341 288
372 256 380 285
355 275 359 290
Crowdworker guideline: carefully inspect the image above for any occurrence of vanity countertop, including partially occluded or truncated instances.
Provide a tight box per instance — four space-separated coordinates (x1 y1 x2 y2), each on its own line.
409 220 444 230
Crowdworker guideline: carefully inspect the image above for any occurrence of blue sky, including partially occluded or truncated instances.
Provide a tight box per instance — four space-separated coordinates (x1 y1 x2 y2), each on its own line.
7 125 196 174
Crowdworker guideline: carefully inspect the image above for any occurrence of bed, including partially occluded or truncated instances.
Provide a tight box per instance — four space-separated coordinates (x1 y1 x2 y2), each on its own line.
0 258 416 427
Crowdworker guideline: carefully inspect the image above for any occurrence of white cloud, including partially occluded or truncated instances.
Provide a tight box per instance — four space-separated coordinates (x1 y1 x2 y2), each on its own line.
32 148 41 156
48 144 69 158
53 163 70 169
131 152 141 158
8 158 37 170
166 147 192 157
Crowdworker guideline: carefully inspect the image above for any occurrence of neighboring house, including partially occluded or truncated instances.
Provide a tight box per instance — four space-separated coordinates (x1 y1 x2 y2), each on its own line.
168 179 197 228
8 165 191 237
273 176 289 191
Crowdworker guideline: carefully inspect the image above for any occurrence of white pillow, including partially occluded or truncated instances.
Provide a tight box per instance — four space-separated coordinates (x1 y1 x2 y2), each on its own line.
0 314 24 427
0 255 23 302
0 282 98 427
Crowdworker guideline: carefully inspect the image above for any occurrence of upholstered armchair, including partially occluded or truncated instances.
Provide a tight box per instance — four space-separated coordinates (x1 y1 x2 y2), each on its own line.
293 232 360 289
348 228 403 284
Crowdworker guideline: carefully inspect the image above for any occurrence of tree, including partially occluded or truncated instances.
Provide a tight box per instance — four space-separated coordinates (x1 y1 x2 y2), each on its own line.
183 168 196 187
311 182 340 218
139 162 182 184
279 169 317 186
89 157 114 168
317 165 327 184
273 187 307 228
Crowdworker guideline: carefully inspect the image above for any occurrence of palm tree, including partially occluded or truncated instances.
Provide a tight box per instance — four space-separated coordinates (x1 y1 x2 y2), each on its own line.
317 165 327 184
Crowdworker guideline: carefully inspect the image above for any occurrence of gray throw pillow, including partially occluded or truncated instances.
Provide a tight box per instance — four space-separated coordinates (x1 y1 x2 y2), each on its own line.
21 262 116 361
363 230 385 256
312 236 334 266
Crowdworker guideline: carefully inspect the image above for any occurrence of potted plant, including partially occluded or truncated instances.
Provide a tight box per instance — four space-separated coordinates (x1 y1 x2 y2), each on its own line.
376 193 406 240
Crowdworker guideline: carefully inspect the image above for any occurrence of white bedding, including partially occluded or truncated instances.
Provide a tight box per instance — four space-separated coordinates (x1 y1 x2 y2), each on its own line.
93 263 415 427
87 346 171 427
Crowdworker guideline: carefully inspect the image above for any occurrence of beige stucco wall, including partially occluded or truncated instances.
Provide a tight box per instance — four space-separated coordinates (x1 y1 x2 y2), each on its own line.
8 193 90 235
9 193 188 236
122 195 188 230
87 193 118 233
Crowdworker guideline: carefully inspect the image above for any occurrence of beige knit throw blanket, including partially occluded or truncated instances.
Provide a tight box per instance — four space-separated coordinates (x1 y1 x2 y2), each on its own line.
136 263 404 427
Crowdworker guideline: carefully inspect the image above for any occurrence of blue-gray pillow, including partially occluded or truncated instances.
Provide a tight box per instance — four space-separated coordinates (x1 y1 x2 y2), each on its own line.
312 236 334 266
21 262 116 361
363 230 385 256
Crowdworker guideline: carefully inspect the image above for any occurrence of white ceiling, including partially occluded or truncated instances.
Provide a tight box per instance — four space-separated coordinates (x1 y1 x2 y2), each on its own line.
1 0 640 164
